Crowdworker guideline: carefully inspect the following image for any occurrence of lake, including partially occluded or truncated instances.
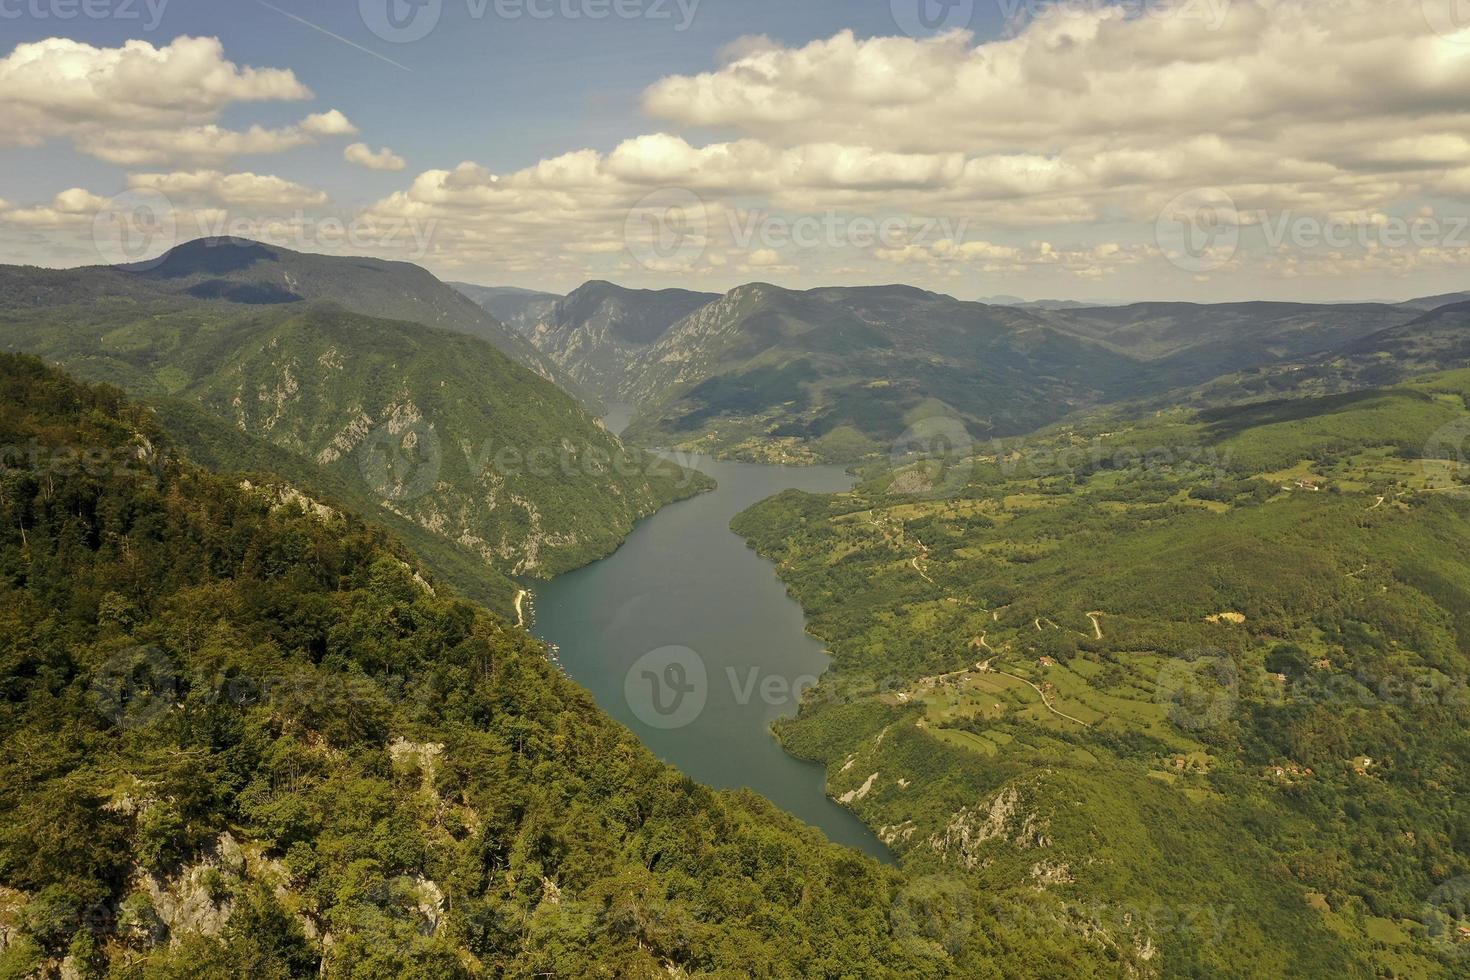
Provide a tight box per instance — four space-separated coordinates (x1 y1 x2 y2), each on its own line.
530 411 890 860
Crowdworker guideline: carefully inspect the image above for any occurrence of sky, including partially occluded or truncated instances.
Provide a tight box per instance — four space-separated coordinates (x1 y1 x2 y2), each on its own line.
6 0 1470 303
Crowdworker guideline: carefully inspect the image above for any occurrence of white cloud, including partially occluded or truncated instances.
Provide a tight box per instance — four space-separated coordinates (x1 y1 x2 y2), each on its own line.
1 188 111 227
126 170 329 209
0 37 357 165
15 3 1470 298
0 36 307 141
345 142 408 171
301 110 358 137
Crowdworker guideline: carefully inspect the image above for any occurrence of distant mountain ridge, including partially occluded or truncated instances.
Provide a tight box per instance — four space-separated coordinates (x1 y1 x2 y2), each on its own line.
124 238 566 384
449 282 561 334
618 282 1130 461
1399 289 1470 311
465 275 1463 463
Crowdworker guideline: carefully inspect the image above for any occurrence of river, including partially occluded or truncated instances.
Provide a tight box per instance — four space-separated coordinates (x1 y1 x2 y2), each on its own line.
530 409 891 860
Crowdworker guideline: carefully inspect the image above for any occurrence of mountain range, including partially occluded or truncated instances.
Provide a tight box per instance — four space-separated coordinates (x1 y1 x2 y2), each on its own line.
2 240 1468 976
457 278 1467 463
0 240 708 611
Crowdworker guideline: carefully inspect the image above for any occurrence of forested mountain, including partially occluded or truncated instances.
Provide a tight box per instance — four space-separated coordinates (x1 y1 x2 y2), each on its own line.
126 239 562 382
733 367 1470 976
0 249 709 612
619 283 1133 463
457 280 720 403
476 277 1428 465
0 355 1167 977
1400 290 1470 312
1124 302 1470 418
1034 301 1412 359
1339 302 1470 377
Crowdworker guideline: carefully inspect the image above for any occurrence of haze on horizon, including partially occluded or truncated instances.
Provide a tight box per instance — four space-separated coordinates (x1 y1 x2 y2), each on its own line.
5 0 1470 305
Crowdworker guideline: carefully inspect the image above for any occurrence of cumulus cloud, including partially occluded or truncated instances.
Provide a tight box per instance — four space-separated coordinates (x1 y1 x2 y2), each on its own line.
15 3 1470 296
300 110 358 137
0 35 306 138
637 3 1470 220
345 142 408 171
0 37 355 165
1 188 112 227
125 171 329 209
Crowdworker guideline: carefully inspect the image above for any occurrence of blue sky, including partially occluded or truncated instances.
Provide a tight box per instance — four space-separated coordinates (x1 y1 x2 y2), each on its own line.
6 1 1470 303
2 0 1008 210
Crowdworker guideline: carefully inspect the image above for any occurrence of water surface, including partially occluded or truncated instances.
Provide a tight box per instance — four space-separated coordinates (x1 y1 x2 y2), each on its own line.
531 438 890 860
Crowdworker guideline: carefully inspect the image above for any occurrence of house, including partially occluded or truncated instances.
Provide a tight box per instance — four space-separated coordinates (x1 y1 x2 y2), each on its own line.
1038 656 1057 667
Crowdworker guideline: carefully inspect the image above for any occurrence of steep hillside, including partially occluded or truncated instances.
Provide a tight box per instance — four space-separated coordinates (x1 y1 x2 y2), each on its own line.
0 286 710 603
0 354 1160 978
602 289 1420 463
734 368 1470 977
1338 302 1470 376
143 397 525 612
1121 301 1470 415
472 280 720 402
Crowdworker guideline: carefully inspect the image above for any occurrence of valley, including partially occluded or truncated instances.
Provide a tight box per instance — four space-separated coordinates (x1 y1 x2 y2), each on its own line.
8 5 1470 976
2 240 1468 977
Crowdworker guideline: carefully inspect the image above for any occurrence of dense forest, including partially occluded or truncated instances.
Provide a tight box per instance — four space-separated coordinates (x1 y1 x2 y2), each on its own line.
0 355 1174 977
